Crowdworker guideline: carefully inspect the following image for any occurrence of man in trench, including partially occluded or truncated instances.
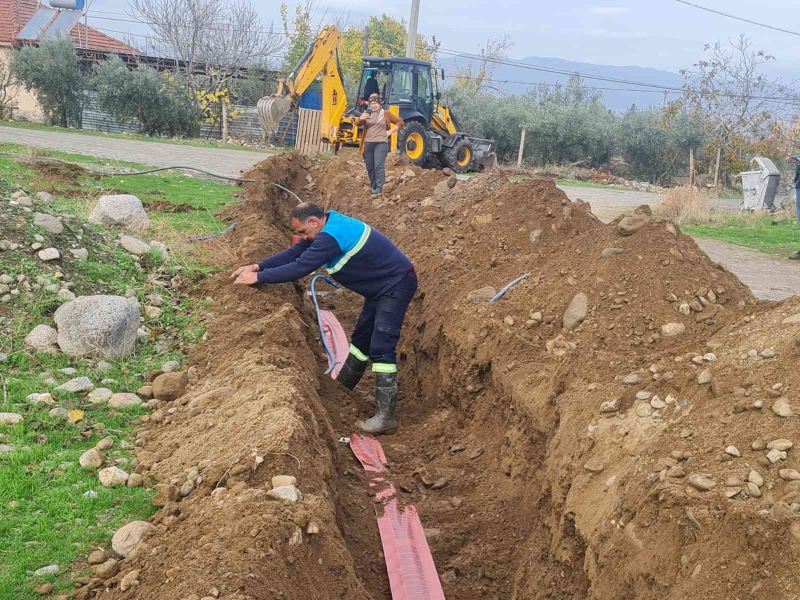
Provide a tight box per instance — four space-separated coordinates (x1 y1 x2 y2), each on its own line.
231 202 417 435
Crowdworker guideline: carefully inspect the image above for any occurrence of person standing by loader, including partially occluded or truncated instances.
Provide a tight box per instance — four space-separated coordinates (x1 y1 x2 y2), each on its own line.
358 93 403 197
231 202 417 435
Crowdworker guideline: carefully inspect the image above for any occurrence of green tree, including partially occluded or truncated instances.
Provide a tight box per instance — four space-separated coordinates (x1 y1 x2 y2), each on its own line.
231 64 277 105
280 1 314 74
339 15 434 88
11 37 84 127
92 56 200 137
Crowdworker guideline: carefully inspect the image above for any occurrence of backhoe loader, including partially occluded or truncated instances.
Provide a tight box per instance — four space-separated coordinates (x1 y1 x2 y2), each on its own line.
257 26 495 172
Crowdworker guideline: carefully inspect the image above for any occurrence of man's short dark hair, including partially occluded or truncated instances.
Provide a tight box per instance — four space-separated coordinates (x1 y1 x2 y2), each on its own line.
289 202 325 223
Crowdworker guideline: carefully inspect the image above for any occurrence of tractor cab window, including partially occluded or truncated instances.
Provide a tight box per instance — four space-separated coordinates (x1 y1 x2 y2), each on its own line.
388 64 414 104
359 68 390 103
415 68 431 103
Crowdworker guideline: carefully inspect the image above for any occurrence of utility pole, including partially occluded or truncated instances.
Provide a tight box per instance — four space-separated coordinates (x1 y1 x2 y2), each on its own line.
517 127 527 167
362 24 370 58
406 0 420 58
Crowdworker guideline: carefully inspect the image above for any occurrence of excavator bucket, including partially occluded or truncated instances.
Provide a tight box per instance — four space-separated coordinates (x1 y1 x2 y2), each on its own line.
257 95 293 133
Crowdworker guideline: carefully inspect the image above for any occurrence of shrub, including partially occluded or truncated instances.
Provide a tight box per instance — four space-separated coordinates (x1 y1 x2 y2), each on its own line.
92 56 201 137
11 37 84 127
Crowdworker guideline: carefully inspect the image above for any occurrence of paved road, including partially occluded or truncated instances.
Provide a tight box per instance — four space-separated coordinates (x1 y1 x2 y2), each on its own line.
558 185 800 301
0 125 269 178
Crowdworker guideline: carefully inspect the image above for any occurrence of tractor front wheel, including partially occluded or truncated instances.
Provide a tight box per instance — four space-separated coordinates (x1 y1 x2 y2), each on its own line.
443 138 475 173
398 122 430 166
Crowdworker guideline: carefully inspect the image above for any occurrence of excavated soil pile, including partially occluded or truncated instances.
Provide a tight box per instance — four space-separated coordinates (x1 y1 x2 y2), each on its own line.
96 151 800 600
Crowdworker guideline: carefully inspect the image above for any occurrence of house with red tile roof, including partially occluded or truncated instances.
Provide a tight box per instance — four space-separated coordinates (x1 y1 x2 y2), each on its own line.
1 0 137 120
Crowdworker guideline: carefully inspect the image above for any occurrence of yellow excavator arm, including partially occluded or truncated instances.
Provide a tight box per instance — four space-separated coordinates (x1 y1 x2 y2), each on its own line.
258 26 347 142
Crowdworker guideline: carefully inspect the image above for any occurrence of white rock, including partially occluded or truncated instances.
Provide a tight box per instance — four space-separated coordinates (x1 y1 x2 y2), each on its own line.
96 360 114 373
563 292 588 331
118 235 151 256
661 322 686 337
0 413 24 426
635 390 652 400
36 191 53 202
87 388 113 404
767 449 787 463
37 248 60 261
697 369 713 385
26 392 54 405
108 393 142 409
760 348 776 359
69 248 88 260
748 470 764 487
779 469 800 481
687 474 716 491
266 485 303 503
54 295 140 358
99 466 129 487
24 324 60 353
111 521 155 557
56 288 76 303
79 448 104 470
161 360 180 373
49 407 69 420
33 564 59 576
600 398 620 413
703 353 717 362
55 376 94 393
33 213 63 234
771 398 795 418
767 439 793 451
88 194 149 231
623 373 643 385
725 445 740 457
650 396 666 409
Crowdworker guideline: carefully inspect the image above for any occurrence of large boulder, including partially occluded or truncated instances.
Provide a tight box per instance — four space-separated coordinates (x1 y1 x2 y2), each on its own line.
54 295 140 358
88 195 149 231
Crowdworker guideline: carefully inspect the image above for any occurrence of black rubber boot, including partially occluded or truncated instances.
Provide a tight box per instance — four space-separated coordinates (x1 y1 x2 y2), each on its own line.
357 372 398 435
335 353 367 390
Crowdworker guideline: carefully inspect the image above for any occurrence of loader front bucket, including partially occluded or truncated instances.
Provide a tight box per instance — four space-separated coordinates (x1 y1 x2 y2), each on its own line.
257 95 293 134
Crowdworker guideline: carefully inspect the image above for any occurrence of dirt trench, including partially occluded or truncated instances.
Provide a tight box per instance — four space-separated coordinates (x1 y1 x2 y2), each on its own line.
98 152 800 600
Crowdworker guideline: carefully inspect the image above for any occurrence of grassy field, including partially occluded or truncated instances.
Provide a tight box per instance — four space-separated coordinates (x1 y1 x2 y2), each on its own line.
0 147 232 598
683 214 800 257
0 119 268 153
0 143 238 235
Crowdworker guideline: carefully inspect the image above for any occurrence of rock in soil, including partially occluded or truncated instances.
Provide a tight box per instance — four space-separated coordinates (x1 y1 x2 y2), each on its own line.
111 521 155 557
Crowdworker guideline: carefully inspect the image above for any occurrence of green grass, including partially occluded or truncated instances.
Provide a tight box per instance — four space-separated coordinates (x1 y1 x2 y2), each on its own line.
0 143 239 235
683 214 800 257
0 119 269 153
0 146 221 598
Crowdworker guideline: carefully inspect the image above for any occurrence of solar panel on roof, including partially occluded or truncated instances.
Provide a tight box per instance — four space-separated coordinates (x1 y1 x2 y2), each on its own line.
16 7 57 41
43 9 83 38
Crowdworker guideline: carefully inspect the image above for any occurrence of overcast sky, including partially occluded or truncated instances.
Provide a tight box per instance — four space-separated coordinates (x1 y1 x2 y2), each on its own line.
89 0 800 75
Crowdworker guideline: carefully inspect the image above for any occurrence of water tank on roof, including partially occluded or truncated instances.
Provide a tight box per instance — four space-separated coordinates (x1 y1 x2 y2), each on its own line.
49 0 86 10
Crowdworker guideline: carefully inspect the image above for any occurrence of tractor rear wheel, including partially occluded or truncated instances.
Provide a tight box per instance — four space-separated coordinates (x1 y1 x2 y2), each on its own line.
443 138 475 173
398 122 430 166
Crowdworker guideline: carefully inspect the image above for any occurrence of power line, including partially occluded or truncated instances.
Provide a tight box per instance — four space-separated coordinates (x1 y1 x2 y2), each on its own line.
673 0 800 37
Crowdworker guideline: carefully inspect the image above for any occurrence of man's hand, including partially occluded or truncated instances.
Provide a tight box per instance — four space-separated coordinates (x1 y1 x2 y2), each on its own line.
230 264 258 279
234 271 259 286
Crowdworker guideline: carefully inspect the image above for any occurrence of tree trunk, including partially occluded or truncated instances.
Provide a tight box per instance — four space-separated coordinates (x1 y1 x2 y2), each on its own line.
221 100 229 144
713 146 722 192
689 147 695 187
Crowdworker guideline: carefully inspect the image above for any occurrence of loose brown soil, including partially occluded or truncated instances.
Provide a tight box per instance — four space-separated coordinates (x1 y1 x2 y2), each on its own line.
95 151 800 600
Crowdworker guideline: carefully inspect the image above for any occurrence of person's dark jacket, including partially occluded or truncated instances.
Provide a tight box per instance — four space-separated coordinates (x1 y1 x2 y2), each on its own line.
256 210 413 299
794 164 800 188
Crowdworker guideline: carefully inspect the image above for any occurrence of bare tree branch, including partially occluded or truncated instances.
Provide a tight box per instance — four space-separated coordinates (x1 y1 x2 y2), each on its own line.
129 0 286 91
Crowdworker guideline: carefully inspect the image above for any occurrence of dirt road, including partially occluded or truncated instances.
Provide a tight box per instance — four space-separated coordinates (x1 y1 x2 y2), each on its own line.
0 125 269 178
558 184 800 301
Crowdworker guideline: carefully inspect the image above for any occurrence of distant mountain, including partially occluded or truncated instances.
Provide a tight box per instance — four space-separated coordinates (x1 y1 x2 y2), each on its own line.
438 55 685 112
